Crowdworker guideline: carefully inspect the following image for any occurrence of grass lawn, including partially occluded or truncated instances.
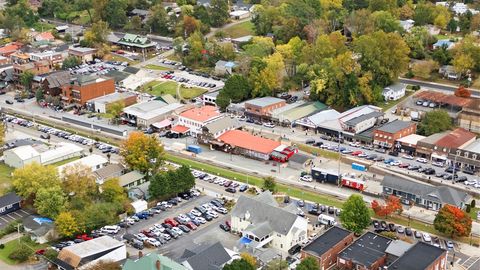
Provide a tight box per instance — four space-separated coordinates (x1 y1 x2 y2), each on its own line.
142 81 207 100
469 207 479 220
0 237 48 265
51 156 81 167
379 89 416 111
0 163 14 196
144 64 171 71
298 144 340 160
222 21 255 38
107 54 140 66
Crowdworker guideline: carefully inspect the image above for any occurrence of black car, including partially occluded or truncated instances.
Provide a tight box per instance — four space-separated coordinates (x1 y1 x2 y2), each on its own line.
308 205 320 215
5 100 13 104
319 205 326 212
372 220 380 228
133 242 144 250
219 223 230 232
445 166 458 173
203 214 213 221
328 206 335 214
380 221 388 230
424 168 436 175
405 227 413 236
168 199 178 206
179 193 191 200
161 223 173 229
314 141 323 147
305 139 315 144
388 151 399 157
463 168 475 175
388 223 396 232
165 228 178 239
16 99 24 103
178 225 190 233
297 200 305 208
40 134 50 139
225 187 236 193
455 176 468 183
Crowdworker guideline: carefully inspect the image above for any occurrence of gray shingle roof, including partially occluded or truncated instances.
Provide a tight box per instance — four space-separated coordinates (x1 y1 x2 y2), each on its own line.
376 120 413 134
245 221 272 239
388 242 446 270
203 117 239 135
382 175 470 207
231 192 299 235
303 226 352 257
184 242 231 270
45 71 71 88
0 192 21 208
345 111 383 126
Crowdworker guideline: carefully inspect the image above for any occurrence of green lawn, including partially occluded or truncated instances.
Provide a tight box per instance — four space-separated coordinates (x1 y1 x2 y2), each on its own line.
142 81 207 100
108 54 140 66
0 237 48 265
50 156 81 167
378 89 415 111
298 144 340 160
469 207 479 220
222 21 255 38
0 163 14 196
144 64 171 71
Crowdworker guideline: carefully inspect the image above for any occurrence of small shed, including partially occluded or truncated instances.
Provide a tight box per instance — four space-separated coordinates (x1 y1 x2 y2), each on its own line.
288 153 313 170
131 199 148 213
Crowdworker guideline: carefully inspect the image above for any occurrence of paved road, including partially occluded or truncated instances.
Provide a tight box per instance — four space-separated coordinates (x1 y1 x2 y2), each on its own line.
399 78 480 97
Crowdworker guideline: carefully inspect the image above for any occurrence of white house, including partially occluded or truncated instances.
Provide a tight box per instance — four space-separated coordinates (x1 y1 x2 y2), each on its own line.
214 60 237 76
175 106 222 137
57 154 108 175
383 82 406 101
399 19 415 32
130 199 148 213
229 10 250 20
3 145 41 168
56 236 126 270
230 192 308 254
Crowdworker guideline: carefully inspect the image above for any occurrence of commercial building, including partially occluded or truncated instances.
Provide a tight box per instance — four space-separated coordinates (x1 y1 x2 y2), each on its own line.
198 117 240 143
181 242 238 270
382 175 471 210
244 97 286 120
459 98 480 134
337 232 392 270
296 109 340 130
217 129 281 160
230 10 250 20
123 252 186 270
68 47 97 63
231 192 308 254
39 143 84 165
454 139 480 172
301 226 354 270
42 71 71 96
56 236 126 270
175 106 222 136
61 75 115 105
3 142 84 168
3 145 41 168
382 82 406 101
0 42 23 57
416 128 476 163
395 134 426 155
386 242 447 270
0 192 21 216
87 92 137 113
111 33 156 52
13 60 53 78
271 101 327 126
122 100 183 128
373 120 417 149
202 91 220 106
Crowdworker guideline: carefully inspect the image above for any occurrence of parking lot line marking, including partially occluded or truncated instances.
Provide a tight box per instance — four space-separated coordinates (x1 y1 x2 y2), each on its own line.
13 212 22 217
20 210 29 215
467 257 480 269
6 214 16 220
0 216 8 222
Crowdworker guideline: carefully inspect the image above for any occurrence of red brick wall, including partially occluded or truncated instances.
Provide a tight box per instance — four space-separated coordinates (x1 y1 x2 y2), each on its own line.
374 123 417 148
301 232 354 269
63 78 115 105
245 100 286 116
425 251 447 270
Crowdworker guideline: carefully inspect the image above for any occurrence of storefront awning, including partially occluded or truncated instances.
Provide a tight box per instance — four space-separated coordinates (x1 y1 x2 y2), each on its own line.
432 153 447 160
171 125 190 134
152 119 171 129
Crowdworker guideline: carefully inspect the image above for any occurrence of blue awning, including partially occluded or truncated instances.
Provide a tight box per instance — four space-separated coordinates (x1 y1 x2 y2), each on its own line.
240 237 252 244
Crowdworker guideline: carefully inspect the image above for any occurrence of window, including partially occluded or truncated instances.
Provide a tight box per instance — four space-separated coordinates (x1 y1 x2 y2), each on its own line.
456 150 461 155
434 146 437 150
464 152 469 158
473 154 477 160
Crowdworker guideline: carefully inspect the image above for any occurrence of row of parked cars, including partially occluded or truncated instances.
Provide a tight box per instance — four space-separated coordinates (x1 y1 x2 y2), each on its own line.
68 60 128 77
192 170 249 193
160 71 218 89
372 220 454 250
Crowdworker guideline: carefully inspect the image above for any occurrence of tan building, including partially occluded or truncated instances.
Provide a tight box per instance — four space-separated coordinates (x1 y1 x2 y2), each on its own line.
244 97 286 120
458 99 480 134
68 47 98 63
61 75 115 105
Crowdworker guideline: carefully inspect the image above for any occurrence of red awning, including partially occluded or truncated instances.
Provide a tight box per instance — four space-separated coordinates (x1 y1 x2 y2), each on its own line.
171 125 190 134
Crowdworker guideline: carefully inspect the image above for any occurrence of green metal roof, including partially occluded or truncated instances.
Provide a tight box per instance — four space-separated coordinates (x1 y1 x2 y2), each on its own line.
122 253 186 270
281 102 327 122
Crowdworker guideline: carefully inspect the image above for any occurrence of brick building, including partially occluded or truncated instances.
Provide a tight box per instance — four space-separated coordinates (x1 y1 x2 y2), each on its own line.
416 128 476 163
337 232 391 270
13 60 53 79
301 227 354 270
386 242 447 270
29 51 63 65
244 97 286 120
61 75 115 105
373 120 416 149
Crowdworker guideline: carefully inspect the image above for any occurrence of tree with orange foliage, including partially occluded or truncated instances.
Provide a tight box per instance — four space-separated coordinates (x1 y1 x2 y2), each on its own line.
371 195 403 218
120 132 164 177
434 204 472 238
454 85 471 98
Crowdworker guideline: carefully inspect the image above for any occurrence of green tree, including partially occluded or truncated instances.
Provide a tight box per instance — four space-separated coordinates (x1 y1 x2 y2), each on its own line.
101 178 127 203
413 2 435 26
61 164 98 200
240 253 257 268
216 74 251 109
8 244 32 262
62 56 82 70
44 249 59 262
35 88 44 102
223 258 255 270
340 194 371 234
266 259 289 270
296 257 320 270
120 132 165 176
19 71 34 91
372 11 402 33
75 0 93 23
12 163 61 202
209 0 229 27
83 261 122 270
106 100 125 121
434 204 472 238
176 165 196 192
149 172 173 199
262 176 277 193
55 211 80 238
147 4 170 35
82 20 110 47
34 186 66 219
124 15 143 31
418 109 452 136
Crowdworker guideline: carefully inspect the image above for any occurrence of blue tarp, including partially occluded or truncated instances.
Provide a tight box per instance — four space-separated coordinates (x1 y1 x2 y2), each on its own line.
33 217 53 224
240 237 252 244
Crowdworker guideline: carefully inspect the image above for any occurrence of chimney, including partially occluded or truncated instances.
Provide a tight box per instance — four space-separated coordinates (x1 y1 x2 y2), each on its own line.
156 260 161 270
138 251 143 258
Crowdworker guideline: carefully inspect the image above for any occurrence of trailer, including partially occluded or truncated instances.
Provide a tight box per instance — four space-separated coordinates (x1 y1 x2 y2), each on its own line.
311 167 339 184
187 145 202 154
341 173 366 191
351 162 366 172
270 146 298 163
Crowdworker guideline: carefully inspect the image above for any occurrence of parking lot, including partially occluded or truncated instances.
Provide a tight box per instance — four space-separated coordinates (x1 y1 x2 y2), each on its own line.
67 60 128 77
0 209 32 230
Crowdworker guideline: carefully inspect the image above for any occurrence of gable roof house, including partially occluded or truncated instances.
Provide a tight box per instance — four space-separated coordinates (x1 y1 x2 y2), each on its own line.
23 216 55 244
231 191 308 253
42 71 71 96
34 32 55 42
181 242 238 270
123 252 186 270
0 192 22 216
382 82 406 101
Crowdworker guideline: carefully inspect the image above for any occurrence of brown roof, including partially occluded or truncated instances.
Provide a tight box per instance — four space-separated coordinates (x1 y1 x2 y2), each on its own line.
218 130 281 154
435 128 476 149
415 91 472 107
464 98 480 110
45 71 71 88
57 248 81 268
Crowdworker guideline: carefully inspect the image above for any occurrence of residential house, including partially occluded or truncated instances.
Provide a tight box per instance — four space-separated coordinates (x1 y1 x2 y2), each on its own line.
386 242 447 270
416 128 476 163
382 175 471 210
119 170 146 188
55 236 126 270
231 35 253 46
87 92 137 113
42 71 71 96
433 40 455 50
29 51 63 64
23 216 55 244
0 55 9 65
57 154 108 175
10 52 30 64
0 42 23 57
231 191 308 253
123 252 187 270
181 242 239 270
244 97 286 120
230 10 250 20
34 32 55 42
337 232 392 270
175 106 222 137
373 120 416 149
217 130 281 160
68 47 98 63
129 8 149 19
214 60 237 75
382 82 406 101
60 75 115 105
301 226 354 270
0 192 22 215
197 117 240 144
439 65 461 80
93 163 124 184
399 19 415 32
122 100 184 128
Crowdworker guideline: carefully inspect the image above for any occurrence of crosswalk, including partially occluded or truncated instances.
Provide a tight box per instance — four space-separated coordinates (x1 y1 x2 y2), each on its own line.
461 256 480 269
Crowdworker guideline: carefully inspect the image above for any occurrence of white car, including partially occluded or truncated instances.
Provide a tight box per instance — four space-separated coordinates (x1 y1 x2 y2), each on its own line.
202 204 212 211
402 154 414 160
190 189 200 196
432 161 444 167
190 209 202 216
207 210 218 218
217 179 226 185
263 122 275 128
416 158 428 163
135 233 148 242
390 160 401 166
195 217 206 224
422 233 431 242
216 207 228 214
300 175 313 182
172 227 183 235
146 238 161 247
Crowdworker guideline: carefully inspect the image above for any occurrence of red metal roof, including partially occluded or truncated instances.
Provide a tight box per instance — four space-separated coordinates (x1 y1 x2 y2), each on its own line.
415 91 472 107
35 32 55 41
171 125 190 133
435 128 476 149
218 130 281 154
179 106 220 123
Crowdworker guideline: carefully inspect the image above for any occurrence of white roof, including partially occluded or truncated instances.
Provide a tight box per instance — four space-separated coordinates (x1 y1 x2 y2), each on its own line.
123 101 183 120
131 199 148 213
230 10 249 16
396 134 426 146
8 145 39 160
57 154 107 172
40 143 83 164
296 109 340 128
60 236 123 258
89 92 136 105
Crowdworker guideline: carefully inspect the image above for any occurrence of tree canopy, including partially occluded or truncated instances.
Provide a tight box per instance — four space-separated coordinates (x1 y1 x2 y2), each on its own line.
418 110 452 136
434 204 472 238
340 194 371 234
296 257 320 270
223 258 255 270
120 132 165 176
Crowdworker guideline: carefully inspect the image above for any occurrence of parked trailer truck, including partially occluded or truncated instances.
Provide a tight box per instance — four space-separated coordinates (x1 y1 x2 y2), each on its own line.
187 145 202 154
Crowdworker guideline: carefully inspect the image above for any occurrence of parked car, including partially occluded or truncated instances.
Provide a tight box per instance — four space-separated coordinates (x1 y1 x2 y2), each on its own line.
219 223 230 232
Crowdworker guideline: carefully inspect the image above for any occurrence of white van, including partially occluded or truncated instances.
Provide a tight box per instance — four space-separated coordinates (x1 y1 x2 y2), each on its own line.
102 225 120 234
318 214 337 226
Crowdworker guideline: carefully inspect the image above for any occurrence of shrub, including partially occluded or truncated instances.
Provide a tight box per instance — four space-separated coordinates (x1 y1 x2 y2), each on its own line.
0 244 4 249
379 231 398 240
466 204 471 213
471 200 476 208
43 249 58 261
8 244 33 262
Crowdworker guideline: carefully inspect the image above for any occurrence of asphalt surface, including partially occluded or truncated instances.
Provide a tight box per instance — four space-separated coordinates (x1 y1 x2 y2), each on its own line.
399 78 480 97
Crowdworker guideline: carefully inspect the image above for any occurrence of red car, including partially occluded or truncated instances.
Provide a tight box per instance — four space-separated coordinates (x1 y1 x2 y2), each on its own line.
35 249 46 255
164 218 179 227
225 220 231 228
141 230 154 237
224 181 232 187
398 163 409 168
186 222 197 230
76 234 93 241
351 151 363 156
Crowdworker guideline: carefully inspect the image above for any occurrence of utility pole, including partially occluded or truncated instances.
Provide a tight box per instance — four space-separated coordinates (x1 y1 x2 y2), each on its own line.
337 132 342 187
